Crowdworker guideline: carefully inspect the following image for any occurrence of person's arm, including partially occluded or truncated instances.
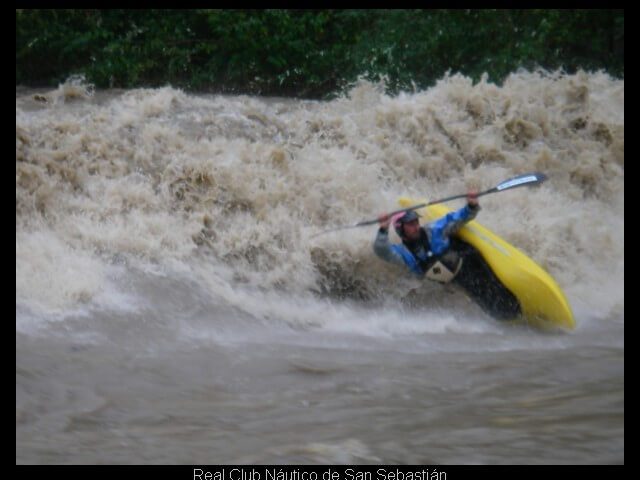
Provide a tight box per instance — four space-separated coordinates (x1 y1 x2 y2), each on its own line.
373 214 406 267
428 192 480 255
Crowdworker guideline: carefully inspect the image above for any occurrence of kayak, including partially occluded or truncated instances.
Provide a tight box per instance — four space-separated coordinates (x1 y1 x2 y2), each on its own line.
398 197 575 330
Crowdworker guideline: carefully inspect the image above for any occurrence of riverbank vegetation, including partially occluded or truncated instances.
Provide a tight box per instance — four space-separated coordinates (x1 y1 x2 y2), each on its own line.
16 9 624 98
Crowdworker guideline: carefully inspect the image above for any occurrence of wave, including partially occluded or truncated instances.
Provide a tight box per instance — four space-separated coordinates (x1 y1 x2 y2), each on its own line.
16 70 624 325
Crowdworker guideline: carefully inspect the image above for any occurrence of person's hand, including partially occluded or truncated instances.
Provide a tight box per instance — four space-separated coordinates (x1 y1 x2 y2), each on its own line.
467 190 479 208
378 213 391 229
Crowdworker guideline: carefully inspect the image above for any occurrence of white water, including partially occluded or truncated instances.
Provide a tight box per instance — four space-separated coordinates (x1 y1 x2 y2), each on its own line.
16 71 623 464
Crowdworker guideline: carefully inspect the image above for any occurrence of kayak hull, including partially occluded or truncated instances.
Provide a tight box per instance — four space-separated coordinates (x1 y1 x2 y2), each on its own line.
398 197 575 330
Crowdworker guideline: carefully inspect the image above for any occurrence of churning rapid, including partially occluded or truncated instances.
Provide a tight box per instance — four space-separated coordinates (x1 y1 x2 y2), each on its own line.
16 71 624 464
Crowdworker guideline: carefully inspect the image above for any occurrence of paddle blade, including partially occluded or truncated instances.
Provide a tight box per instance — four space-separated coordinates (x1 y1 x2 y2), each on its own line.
494 172 547 192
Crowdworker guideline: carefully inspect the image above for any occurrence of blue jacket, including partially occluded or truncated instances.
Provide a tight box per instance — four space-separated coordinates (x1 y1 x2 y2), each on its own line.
373 204 479 277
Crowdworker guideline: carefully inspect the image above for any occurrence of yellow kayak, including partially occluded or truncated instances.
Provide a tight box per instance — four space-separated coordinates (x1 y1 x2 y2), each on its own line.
398 197 575 330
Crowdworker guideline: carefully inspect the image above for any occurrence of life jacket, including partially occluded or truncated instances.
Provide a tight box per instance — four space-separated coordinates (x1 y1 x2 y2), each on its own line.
390 229 463 283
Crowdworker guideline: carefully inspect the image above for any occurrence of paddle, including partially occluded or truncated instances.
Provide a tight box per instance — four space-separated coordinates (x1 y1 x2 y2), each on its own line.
311 172 547 237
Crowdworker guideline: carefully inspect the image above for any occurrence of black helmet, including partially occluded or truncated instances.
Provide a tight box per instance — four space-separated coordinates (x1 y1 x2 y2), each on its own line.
394 210 420 238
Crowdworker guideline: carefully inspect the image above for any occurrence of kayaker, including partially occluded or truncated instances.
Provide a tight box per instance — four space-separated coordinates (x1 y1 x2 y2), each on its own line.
373 191 522 320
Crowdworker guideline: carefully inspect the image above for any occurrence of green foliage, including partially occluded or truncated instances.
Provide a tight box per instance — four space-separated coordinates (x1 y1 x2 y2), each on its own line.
16 9 624 98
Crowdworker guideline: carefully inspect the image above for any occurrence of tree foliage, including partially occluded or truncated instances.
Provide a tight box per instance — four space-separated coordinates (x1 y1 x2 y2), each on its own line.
16 9 624 98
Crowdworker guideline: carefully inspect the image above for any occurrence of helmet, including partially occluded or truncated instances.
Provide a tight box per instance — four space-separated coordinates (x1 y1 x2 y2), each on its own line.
393 210 420 238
